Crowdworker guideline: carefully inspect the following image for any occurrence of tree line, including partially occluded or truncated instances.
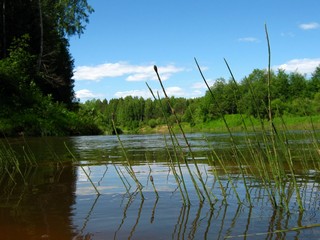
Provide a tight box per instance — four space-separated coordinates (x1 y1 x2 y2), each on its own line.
79 67 320 134
0 0 95 136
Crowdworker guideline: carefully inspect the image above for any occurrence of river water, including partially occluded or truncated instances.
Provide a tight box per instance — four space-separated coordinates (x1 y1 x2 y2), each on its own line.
1 132 320 239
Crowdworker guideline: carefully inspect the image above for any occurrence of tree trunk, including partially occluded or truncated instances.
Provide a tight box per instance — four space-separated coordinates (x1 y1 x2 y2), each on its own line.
37 0 43 72
2 0 6 58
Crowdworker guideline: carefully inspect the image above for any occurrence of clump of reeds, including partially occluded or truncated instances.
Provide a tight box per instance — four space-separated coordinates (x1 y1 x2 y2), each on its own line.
0 138 34 185
194 24 315 212
149 65 217 208
147 24 319 213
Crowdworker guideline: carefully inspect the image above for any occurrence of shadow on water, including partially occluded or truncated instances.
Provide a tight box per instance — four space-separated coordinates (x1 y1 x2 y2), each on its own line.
0 164 77 239
1 133 320 239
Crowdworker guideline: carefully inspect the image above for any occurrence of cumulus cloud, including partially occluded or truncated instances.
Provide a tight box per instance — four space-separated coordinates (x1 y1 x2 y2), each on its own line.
165 87 185 97
114 89 153 99
75 89 96 98
75 89 104 100
299 22 320 30
114 86 186 99
238 37 259 42
192 79 215 89
273 58 320 75
73 62 184 82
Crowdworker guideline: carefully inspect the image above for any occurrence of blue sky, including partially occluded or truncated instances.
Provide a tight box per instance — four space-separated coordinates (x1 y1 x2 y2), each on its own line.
69 0 320 102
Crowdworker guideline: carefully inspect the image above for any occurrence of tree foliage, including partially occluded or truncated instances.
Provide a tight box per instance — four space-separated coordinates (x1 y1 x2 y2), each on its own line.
0 0 93 106
78 66 320 134
0 0 94 136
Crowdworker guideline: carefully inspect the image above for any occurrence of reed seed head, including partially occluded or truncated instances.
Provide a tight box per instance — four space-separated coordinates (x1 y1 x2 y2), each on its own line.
153 65 158 73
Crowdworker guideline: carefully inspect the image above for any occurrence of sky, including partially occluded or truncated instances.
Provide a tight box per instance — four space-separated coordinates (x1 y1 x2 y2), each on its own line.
69 0 320 102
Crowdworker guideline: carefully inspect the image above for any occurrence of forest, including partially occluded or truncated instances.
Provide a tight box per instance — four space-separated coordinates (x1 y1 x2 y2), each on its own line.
0 1 319 136
79 67 320 134
0 0 96 136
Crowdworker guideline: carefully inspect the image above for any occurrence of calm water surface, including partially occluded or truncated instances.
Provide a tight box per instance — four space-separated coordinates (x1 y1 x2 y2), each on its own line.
1 132 320 239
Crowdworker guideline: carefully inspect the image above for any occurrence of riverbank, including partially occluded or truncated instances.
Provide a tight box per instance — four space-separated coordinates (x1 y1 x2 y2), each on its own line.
138 114 320 134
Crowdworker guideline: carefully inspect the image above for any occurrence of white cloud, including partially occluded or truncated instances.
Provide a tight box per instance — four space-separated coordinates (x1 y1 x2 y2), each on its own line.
280 32 295 37
73 62 184 82
114 86 186 99
75 89 96 98
238 37 259 42
75 89 104 100
299 22 320 30
114 89 153 99
273 58 320 74
192 79 215 89
165 87 185 97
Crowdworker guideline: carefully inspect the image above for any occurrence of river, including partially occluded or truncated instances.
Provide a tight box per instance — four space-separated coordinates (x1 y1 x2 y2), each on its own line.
1 132 320 239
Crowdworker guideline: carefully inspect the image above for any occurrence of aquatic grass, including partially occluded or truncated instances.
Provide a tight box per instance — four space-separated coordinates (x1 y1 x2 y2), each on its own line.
20 135 38 166
150 196 159 223
195 58 252 206
149 175 159 198
275 116 305 210
75 194 100 239
207 145 242 204
0 139 27 184
153 65 216 207
264 25 291 210
209 25 310 211
113 164 132 194
164 133 190 205
266 25 303 210
147 83 190 205
228 57 283 209
128 196 144 239
148 37 316 212
64 142 100 195
305 116 320 170
114 192 137 239
207 156 228 201
111 119 144 199
146 156 159 198
224 223 320 239
153 54 317 212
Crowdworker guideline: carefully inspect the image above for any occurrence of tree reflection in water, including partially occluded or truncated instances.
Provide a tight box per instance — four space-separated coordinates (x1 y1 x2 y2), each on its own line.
1 134 320 239
0 164 76 240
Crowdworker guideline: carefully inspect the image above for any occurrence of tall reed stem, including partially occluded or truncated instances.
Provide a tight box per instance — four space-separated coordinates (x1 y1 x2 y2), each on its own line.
111 120 144 199
194 58 252 205
64 142 100 195
154 65 215 207
146 83 190 205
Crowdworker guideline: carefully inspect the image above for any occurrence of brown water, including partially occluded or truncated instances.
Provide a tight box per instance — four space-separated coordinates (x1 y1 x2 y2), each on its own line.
1 133 320 239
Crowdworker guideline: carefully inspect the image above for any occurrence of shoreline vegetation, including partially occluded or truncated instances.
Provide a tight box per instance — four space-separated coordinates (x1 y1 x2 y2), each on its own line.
1 109 319 137
135 115 320 135
3 57 320 137
1 73 320 137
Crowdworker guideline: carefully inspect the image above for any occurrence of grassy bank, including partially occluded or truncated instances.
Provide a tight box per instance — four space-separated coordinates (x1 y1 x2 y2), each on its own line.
138 114 320 134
